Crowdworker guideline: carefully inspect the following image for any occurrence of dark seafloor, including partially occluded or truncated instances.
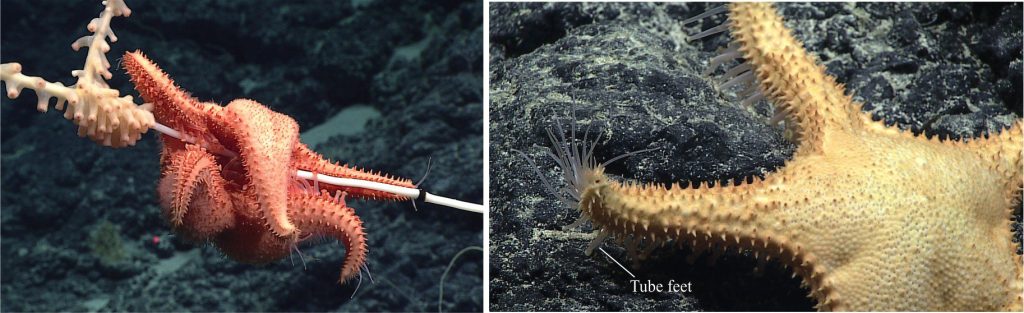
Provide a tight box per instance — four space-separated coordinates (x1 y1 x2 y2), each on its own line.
489 2 1022 312
1 0 483 311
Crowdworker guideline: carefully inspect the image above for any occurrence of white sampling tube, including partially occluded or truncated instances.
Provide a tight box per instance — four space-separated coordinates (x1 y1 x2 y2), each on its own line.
295 170 483 213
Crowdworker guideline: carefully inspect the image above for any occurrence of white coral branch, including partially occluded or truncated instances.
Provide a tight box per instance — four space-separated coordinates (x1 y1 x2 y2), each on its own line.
0 0 153 148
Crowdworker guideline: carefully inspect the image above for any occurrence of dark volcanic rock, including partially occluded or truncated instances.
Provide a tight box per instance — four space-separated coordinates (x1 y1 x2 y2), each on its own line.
1 0 482 312
489 2 1021 312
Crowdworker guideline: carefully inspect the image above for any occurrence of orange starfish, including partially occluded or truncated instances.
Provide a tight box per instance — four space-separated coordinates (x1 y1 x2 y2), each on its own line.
122 50 415 284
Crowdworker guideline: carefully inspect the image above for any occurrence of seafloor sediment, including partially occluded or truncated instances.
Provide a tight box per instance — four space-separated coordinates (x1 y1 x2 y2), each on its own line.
0 0 483 311
489 2 1022 311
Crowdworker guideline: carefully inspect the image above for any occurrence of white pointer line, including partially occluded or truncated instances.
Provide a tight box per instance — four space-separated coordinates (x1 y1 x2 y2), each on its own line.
598 247 635 278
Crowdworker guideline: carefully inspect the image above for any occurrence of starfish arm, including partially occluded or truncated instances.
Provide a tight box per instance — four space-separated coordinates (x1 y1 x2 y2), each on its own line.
157 145 235 241
292 143 415 201
221 99 301 238
726 3 861 152
289 192 369 284
122 51 220 135
576 169 843 298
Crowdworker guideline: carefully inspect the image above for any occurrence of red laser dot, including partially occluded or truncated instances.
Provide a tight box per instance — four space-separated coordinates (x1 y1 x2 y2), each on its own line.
152 235 161 245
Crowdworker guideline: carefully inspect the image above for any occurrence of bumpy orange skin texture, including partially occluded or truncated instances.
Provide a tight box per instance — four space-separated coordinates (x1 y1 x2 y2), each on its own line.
577 3 1023 311
123 51 413 284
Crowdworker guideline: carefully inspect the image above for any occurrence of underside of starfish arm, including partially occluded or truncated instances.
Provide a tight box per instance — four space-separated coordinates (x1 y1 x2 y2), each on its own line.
726 3 861 153
213 213 293 265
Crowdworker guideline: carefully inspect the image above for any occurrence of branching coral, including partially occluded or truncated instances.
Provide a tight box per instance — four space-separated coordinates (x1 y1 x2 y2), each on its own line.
0 0 154 148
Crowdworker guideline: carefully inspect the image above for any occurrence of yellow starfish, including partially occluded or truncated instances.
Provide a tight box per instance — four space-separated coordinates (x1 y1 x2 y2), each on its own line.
539 3 1023 311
